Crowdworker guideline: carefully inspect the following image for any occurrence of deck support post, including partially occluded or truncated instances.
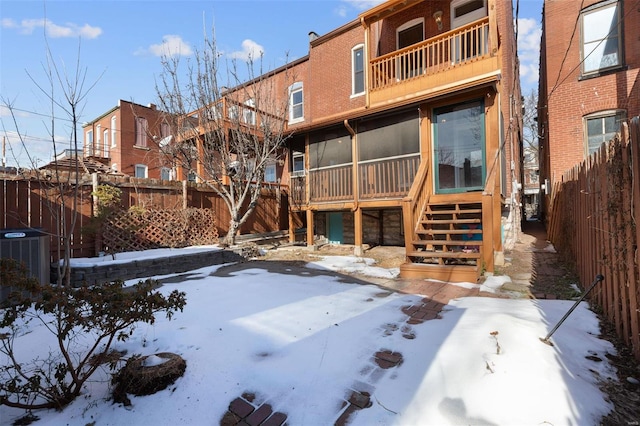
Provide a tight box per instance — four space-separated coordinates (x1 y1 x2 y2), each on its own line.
306 209 315 248
354 207 363 256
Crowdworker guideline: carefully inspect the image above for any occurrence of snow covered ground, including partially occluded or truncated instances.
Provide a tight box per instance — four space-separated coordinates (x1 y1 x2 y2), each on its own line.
0 249 618 425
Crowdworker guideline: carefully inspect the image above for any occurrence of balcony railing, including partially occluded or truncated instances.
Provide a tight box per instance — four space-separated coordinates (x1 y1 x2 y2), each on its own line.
359 154 420 199
370 17 490 92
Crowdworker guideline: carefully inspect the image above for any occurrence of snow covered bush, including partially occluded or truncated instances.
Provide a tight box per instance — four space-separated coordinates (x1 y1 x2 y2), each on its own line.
0 258 186 410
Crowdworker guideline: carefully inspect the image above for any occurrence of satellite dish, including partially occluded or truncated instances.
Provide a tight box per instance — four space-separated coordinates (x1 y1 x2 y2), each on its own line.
158 135 173 148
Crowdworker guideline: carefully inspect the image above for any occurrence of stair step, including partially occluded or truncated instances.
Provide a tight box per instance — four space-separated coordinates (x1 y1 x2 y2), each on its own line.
407 250 481 259
421 218 481 225
412 240 482 247
416 229 483 235
399 262 479 283
426 208 482 215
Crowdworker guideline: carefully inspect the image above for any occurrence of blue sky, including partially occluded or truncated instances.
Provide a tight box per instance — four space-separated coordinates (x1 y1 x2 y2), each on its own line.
0 0 542 168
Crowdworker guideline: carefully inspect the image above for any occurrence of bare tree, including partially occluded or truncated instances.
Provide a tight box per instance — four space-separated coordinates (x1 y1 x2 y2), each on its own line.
522 89 539 164
2 39 101 286
155 30 293 245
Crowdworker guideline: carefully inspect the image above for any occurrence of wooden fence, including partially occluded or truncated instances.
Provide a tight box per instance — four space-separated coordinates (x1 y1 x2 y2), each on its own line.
1 173 289 262
548 118 640 361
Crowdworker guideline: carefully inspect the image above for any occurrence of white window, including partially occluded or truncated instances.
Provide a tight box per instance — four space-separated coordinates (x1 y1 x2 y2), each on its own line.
243 99 256 125
265 162 277 183
111 116 117 148
135 117 148 147
581 1 622 75
292 151 305 176
103 129 109 157
96 124 102 156
111 163 118 173
85 130 94 156
228 105 239 121
289 82 303 123
352 45 365 96
451 0 486 28
135 164 148 178
160 167 172 181
584 110 625 155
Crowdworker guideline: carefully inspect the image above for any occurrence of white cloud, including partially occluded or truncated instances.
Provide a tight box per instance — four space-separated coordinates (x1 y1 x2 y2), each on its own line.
1 18 102 39
517 18 542 88
146 35 193 57
228 39 264 62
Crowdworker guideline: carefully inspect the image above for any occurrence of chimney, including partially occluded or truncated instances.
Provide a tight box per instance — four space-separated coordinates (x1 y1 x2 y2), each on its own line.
308 31 319 43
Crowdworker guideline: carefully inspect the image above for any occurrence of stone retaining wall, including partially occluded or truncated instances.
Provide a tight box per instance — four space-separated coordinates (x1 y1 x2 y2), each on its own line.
54 249 243 288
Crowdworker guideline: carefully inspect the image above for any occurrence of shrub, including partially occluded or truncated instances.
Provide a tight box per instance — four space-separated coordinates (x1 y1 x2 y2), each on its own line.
0 259 186 410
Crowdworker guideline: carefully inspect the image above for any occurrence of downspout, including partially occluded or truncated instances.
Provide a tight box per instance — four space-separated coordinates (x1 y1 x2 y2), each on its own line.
344 119 358 212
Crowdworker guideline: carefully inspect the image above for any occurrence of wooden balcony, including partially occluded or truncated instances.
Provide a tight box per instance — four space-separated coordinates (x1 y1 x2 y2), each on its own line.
368 17 499 106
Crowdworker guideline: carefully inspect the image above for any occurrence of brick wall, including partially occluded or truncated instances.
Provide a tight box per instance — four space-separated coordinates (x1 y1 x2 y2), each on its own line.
541 0 640 184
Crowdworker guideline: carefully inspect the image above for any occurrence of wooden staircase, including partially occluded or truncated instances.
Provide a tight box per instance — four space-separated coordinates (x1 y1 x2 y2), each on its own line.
400 199 484 282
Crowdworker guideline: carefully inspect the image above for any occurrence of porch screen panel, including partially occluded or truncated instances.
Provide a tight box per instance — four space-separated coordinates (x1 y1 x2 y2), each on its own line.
309 127 352 169
358 111 419 161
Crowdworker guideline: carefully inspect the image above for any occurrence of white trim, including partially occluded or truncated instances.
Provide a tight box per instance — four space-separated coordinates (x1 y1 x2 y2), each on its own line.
288 82 304 124
351 44 365 96
451 0 487 29
396 18 424 50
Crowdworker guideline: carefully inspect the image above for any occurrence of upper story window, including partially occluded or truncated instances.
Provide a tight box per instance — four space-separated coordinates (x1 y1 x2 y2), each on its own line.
85 130 94 156
160 167 172 181
584 110 625 156
451 0 487 28
111 116 117 148
581 0 622 75
289 82 304 123
352 45 365 96
103 129 109 157
134 164 148 178
243 99 256 125
292 151 305 176
135 117 148 147
265 162 277 183
96 124 102 155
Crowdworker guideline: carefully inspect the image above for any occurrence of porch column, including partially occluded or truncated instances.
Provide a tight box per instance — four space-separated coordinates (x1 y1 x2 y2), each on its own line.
306 209 315 247
288 211 296 243
354 207 363 256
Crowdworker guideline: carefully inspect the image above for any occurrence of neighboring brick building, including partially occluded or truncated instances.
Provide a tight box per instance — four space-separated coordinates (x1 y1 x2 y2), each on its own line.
538 0 640 218
82 100 172 180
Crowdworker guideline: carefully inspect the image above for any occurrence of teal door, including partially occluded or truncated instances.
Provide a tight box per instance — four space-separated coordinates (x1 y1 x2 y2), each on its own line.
327 212 343 244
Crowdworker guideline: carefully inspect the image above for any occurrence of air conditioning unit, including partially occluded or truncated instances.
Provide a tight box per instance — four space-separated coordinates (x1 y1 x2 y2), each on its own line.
1 228 50 303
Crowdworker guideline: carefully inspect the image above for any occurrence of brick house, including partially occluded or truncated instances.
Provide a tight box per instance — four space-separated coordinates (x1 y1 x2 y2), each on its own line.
281 0 523 282
537 0 640 219
175 0 522 282
82 100 173 180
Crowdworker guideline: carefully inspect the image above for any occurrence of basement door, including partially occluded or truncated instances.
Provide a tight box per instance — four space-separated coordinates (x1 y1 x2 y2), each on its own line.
327 212 344 244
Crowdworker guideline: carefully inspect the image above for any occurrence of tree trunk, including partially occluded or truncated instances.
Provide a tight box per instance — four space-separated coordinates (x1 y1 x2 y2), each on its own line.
225 220 241 246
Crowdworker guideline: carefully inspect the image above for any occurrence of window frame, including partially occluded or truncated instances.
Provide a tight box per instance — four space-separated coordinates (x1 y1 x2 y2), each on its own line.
111 116 117 148
135 117 148 147
451 0 487 29
289 82 304 124
580 0 623 76
103 129 109 157
85 130 94 156
433 99 486 194
583 110 626 156
351 44 365 97
134 164 148 178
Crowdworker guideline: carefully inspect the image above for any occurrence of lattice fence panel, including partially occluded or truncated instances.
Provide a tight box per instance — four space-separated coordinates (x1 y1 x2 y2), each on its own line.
102 208 218 253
